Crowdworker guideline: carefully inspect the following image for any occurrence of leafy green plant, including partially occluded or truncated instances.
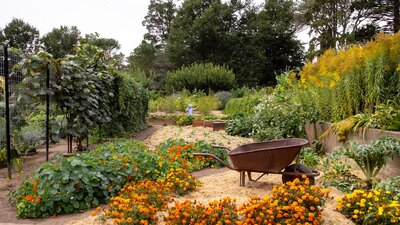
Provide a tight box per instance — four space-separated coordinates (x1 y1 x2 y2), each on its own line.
13 123 43 154
223 95 263 116
342 136 400 188
10 140 166 218
375 176 400 198
194 95 220 115
165 63 236 93
225 114 254 137
215 91 232 110
298 147 320 167
320 148 362 192
175 115 194 126
251 95 308 141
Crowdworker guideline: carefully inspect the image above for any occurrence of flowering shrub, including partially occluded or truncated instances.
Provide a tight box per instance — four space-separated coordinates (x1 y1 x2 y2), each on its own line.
239 177 330 225
165 198 239 225
105 169 202 224
337 189 400 224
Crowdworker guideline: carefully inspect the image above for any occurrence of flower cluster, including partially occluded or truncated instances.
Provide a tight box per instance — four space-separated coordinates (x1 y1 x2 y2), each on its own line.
163 168 202 196
164 177 329 225
337 189 400 224
104 169 202 224
165 197 239 225
239 177 329 225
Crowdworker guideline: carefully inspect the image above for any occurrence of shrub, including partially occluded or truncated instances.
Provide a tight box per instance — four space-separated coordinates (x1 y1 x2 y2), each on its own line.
194 95 220 115
223 95 263 116
225 114 254 138
215 91 232 110
13 123 43 154
251 95 309 141
337 189 400 224
165 63 236 93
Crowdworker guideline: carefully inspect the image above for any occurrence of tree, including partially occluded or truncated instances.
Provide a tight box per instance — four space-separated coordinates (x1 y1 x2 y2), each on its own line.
81 33 120 54
41 26 81 58
166 0 303 86
0 18 40 52
142 0 177 49
297 0 400 59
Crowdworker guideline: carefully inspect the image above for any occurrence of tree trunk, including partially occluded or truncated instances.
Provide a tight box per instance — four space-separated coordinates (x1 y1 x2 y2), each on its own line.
394 0 400 33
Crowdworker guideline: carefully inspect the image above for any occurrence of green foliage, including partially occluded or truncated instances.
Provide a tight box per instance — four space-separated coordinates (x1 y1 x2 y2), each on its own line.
294 33 400 122
13 123 43 154
99 74 149 137
0 18 40 52
320 148 362 193
174 115 194 126
298 147 320 167
225 114 254 138
155 138 228 170
149 91 220 115
10 138 226 218
15 44 119 150
165 63 236 93
223 95 263 116
251 95 309 141
342 136 400 188
41 26 81 58
214 91 232 110
166 0 303 86
375 177 400 198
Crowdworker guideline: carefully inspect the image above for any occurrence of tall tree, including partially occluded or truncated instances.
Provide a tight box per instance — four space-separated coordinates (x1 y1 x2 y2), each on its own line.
42 26 81 58
166 0 303 86
0 18 40 52
81 33 120 54
142 0 177 49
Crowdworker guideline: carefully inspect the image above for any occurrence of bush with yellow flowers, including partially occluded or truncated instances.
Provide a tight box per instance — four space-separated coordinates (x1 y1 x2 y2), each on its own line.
239 177 330 225
165 197 239 225
104 169 202 224
336 189 400 224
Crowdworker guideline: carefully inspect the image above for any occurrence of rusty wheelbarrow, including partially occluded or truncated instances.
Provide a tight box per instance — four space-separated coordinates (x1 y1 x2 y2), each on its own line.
193 138 320 186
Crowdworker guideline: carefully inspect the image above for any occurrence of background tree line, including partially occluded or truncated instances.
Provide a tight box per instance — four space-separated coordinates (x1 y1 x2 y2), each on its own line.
1 0 399 89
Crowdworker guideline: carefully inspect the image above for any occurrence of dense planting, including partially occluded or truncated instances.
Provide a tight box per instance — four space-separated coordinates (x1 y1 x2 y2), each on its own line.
10 139 226 218
165 63 236 93
165 177 329 225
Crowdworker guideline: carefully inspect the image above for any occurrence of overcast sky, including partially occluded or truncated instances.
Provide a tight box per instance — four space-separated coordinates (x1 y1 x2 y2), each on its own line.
1 0 298 57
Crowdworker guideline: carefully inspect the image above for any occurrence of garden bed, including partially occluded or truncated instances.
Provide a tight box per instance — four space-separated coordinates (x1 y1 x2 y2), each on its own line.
62 125 357 225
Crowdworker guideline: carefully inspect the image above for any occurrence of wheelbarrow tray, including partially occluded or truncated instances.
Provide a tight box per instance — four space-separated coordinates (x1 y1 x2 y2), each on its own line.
229 138 308 173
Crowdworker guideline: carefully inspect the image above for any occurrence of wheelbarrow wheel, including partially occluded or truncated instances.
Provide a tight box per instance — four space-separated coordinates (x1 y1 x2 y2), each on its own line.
281 164 319 185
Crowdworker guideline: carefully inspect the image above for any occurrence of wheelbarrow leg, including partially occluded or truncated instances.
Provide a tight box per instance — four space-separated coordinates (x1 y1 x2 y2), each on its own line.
240 171 246 187
247 171 253 181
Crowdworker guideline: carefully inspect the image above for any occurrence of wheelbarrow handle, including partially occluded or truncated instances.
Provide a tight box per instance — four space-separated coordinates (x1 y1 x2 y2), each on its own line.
193 153 234 170
211 145 231 152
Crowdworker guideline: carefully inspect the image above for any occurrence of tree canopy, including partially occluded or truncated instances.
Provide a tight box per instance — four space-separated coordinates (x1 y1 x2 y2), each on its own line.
42 26 81 58
0 18 40 52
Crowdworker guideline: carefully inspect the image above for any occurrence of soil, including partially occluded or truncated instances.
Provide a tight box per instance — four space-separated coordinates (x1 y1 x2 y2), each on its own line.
1 121 397 225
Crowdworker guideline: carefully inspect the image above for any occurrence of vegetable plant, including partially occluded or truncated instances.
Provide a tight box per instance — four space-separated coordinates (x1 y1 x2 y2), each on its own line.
342 136 400 189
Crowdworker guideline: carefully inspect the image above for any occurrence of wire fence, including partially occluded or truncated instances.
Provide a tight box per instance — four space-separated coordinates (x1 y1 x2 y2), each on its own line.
1 46 52 179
